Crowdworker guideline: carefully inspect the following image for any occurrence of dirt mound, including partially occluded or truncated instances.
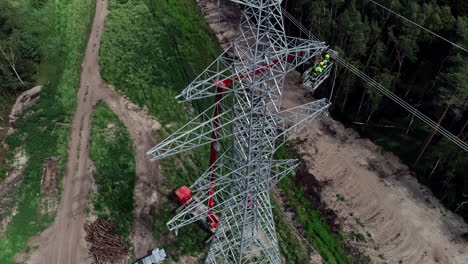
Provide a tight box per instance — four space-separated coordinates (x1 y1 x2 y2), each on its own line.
293 115 468 263
9 85 42 129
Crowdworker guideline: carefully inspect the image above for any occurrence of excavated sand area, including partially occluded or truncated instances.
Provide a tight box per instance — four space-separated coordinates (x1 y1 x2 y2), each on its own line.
281 72 468 264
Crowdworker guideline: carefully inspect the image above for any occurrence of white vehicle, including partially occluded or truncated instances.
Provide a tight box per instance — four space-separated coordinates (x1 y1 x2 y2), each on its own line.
134 248 168 264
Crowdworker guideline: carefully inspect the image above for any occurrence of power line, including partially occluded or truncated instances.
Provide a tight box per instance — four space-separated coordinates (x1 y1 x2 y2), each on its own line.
368 0 468 54
281 7 468 152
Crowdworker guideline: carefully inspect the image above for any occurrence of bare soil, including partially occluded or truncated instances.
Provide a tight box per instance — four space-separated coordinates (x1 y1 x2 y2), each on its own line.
281 75 468 263
26 0 162 262
0 149 27 235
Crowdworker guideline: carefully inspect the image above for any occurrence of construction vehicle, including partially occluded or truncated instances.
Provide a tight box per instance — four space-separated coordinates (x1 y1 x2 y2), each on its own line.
174 185 220 233
134 248 168 264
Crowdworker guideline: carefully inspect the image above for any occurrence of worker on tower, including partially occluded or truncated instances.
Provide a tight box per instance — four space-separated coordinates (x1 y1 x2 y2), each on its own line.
312 65 323 77
322 58 329 67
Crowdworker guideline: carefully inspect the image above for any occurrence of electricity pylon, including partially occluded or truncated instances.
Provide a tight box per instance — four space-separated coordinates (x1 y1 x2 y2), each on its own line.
147 0 331 263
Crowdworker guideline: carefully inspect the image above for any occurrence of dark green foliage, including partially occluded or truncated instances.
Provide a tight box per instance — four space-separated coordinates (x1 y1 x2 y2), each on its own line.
287 0 468 220
0 0 47 96
89 102 136 238
336 194 346 201
0 0 95 262
350 231 366 242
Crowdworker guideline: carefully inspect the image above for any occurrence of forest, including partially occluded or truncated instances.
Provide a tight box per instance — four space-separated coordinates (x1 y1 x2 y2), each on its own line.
0 0 42 98
284 0 468 220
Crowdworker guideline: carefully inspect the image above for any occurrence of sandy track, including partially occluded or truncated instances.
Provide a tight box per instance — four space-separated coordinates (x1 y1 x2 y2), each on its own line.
280 75 468 264
297 119 468 263
27 0 161 262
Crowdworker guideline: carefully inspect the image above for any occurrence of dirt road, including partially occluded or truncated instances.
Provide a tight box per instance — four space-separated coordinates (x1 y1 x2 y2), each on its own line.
27 0 161 262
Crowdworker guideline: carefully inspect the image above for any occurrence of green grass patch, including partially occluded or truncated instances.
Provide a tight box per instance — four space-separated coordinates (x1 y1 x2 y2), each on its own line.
336 194 346 201
99 0 351 262
271 196 309 264
350 231 366 242
89 102 136 239
275 145 350 264
100 0 220 125
100 0 220 260
0 0 95 262
355 218 365 228
278 176 350 264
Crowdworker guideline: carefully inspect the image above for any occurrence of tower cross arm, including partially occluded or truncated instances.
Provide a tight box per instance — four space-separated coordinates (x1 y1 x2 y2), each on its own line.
274 98 331 144
146 97 238 161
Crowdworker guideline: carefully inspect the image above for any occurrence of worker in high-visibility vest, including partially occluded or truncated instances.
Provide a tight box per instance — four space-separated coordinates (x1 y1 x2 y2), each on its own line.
312 65 323 77
322 59 329 68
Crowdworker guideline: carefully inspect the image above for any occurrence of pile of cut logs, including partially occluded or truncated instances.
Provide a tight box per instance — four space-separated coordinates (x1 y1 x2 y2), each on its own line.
84 219 128 264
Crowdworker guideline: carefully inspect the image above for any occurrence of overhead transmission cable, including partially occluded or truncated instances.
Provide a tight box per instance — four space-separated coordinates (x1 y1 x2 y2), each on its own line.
281 8 468 152
368 0 468 54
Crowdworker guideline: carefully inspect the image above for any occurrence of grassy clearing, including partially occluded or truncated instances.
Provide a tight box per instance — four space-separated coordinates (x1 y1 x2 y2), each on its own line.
100 0 220 124
100 0 219 260
89 102 136 239
275 146 350 264
271 196 309 264
277 176 349 264
0 0 95 262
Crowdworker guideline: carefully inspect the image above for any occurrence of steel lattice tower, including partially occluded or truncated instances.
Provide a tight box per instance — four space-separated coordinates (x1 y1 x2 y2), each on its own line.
147 1 331 263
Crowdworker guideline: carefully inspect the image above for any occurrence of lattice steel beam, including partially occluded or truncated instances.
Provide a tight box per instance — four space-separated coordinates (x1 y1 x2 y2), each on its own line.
147 1 332 263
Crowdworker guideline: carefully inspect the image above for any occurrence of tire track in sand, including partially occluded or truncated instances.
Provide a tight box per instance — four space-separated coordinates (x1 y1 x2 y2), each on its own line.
27 0 161 262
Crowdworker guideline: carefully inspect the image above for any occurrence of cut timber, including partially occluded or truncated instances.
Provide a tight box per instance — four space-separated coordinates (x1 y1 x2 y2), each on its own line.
40 156 60 215
41 157 59 197
84 219 128 264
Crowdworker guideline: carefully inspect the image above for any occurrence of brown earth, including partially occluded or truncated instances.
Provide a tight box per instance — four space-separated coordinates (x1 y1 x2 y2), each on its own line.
281 74 468 263
26 0 162 263
0 150 27 235
39 156 60 215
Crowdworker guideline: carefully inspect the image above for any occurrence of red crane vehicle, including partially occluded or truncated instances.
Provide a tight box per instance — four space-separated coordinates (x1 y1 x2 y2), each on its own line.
174 185 220 233
172 83 225 234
